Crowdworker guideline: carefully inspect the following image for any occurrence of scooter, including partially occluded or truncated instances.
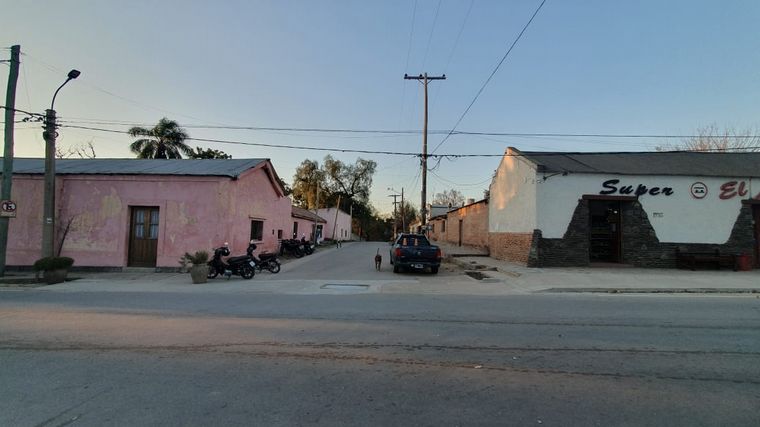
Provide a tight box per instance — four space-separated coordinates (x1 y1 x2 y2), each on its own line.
253 251 281 274
300 236 314 255
279 239 304 258
207 241 256 280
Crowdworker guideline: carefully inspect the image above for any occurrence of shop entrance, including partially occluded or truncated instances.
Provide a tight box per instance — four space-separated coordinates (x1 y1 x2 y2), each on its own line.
589 200 622 263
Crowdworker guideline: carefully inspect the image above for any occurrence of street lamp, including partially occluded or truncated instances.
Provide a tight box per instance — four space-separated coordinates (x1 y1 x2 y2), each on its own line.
41 69 80 258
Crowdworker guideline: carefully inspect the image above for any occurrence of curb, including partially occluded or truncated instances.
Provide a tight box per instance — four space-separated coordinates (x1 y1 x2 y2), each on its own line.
541 287 760 294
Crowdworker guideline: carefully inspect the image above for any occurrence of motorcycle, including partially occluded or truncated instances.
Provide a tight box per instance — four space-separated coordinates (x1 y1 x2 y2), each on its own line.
253 251 281 274
207 241 257 280
300 237 315 255
279 239 304 258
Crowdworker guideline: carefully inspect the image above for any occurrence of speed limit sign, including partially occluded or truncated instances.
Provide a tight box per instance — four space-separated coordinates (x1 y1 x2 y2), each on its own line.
1 200 17 218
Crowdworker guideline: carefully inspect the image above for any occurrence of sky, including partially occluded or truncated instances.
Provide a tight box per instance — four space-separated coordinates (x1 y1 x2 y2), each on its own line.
3 0 760 216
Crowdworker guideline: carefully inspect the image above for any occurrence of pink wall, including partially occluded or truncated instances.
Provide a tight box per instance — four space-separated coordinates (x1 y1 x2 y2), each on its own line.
6 162 292 268
317 208 352 241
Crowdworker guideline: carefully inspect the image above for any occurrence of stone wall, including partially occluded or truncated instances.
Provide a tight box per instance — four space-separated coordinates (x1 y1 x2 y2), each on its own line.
536 199 591 267
532 198 755 268
620 200 755 268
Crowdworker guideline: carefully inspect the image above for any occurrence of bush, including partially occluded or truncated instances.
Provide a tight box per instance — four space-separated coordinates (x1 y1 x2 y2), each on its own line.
179 250 209 267
33 256 74 271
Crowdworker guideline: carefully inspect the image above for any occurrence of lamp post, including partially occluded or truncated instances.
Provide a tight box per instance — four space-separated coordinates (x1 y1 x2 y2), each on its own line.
41 69 80 258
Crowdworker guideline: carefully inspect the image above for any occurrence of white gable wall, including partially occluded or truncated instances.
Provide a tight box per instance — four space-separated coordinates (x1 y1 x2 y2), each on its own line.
489 153 538 233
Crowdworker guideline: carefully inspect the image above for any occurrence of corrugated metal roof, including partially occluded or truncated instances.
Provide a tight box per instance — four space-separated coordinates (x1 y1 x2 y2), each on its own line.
292 206 327 223
3 158 267 178
517 150 760 177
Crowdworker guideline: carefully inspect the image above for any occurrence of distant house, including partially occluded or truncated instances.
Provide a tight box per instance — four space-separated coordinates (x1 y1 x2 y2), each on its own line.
428 199 488 249
291 206 327 241
489 147 760 267
317 207 352 241
3 158 291 270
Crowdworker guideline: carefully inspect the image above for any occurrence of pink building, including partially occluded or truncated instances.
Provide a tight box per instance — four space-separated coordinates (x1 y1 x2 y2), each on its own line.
290 206 327 241
5 158 292 270
317 207 352 241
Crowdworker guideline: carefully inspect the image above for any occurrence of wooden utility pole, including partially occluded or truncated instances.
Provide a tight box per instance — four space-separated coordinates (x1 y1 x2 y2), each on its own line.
388 193 399 237
0 45 20 276
404 73 445 227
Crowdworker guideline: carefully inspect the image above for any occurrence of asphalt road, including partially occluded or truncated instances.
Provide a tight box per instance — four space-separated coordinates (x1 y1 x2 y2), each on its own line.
2 243 759 426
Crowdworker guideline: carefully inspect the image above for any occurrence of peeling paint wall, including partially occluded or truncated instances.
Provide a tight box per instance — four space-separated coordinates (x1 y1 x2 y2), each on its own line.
7 163 293 268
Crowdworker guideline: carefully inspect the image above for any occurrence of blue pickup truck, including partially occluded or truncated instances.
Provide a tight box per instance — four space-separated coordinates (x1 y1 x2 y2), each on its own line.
389 233 442 274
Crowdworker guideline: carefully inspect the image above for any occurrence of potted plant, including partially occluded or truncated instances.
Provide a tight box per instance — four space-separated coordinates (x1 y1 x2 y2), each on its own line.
33 256 75 285
180 250 210 284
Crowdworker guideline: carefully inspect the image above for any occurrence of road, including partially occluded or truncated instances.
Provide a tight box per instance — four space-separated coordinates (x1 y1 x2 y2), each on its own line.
1 242 759 426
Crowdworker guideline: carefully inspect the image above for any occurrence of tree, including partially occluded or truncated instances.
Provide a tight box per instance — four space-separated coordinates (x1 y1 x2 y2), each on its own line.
398 201 419 232
56 140 96 159
323 155 377 207
431 189 465 208
187 147 231 159
656 125 760 152
128 117 193 159
291 159 328 209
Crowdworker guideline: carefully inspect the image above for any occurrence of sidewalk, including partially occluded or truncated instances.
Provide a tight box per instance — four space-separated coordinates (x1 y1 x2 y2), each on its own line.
3 241 759 295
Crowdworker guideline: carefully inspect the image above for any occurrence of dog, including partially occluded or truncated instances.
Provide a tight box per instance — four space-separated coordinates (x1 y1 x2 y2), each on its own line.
374 248 382 271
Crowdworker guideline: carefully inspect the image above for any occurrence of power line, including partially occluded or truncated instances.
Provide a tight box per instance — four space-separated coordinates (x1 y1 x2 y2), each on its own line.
60 123 760 157
421 0 443 70
52 117 760 139
431 0 548 154
8 108 760 140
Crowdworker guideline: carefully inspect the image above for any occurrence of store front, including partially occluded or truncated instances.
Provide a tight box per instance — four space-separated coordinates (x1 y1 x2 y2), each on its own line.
489 148 760 268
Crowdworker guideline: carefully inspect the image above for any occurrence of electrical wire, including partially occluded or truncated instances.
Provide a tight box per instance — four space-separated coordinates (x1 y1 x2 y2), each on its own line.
398 0 418 130
421 0 443 70
431 0 548 154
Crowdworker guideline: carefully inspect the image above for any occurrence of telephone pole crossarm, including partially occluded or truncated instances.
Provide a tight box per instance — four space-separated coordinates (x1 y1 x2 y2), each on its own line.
403 72 445 228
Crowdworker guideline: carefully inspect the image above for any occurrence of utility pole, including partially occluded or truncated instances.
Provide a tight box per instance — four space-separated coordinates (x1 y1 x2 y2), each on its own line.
0 45 20 276
41 69 80 258
404 73 445 228
388 193 399 237
401 187 405 233
312 182 320 244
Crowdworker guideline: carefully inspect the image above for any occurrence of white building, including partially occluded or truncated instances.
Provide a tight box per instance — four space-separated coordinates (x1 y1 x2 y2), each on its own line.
488 147 759 267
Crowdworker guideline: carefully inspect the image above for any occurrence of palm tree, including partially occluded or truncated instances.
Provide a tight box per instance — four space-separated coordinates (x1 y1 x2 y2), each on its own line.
128 118 192 159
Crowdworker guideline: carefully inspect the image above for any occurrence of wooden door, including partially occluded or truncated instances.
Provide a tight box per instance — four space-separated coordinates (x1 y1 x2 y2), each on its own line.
128 207 159 267
589 200 622 263
458 220 463 247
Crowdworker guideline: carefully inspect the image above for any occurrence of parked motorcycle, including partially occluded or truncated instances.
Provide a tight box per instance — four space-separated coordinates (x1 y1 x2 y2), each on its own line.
279 239 304 258
207 241 256 280
253 251 281 274
300 237 315 255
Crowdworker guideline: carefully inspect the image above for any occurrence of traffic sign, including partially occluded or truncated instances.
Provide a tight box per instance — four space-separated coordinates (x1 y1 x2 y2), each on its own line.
1 200 17 218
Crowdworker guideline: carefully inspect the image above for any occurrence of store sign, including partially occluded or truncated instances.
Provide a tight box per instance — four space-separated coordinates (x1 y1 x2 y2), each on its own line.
690 182 707 199
719 180 750 200
599 179 674 197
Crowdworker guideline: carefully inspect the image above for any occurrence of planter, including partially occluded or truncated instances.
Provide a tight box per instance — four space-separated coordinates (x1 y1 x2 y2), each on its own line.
42 269 68 285
190 265 208 284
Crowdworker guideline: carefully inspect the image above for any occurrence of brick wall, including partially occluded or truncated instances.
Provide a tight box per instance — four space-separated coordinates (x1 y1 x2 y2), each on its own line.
445 201 489 249
488 232 535 264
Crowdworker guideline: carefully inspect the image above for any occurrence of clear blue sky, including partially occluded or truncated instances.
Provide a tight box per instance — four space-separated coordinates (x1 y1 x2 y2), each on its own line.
4 0 760 215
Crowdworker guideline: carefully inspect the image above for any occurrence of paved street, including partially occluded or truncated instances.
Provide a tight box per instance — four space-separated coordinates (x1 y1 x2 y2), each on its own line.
2 242 760 426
